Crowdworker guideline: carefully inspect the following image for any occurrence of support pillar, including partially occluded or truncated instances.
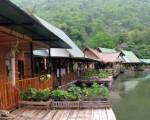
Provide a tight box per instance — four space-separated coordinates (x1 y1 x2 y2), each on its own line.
11 53 16 86
48 47 53 74
30 42 34 78
44 57 47 70
59 58 62 86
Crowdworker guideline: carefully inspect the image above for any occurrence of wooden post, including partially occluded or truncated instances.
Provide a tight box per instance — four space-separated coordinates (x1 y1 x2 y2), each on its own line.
48 47 52 73
59 58 62 86
11 51 16 86
44 57 47 70
30 42 34 77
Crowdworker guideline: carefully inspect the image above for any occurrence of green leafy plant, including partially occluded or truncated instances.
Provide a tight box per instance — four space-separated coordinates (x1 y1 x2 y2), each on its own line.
91 82 102 96
81 70 112 78
66 92 79 101
20 87 51 101
67 84 82 100
50 89 68 101
20 86 37 101
98 71 112 78
50 85 82 101
82 82 109 100
82 87 90 97
82 82 101 97
100 85 109 99
33 88 50 101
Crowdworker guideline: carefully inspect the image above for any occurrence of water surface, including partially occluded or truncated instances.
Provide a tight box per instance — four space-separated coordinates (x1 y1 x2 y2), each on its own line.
112 71 150 120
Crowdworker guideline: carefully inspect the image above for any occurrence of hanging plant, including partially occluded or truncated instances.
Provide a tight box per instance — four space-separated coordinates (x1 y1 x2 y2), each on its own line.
39 74 52 82
46 74 52 80
39 75 47 82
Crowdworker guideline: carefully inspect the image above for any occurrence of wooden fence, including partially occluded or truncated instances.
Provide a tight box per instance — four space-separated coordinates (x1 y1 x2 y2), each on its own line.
0 76 54 110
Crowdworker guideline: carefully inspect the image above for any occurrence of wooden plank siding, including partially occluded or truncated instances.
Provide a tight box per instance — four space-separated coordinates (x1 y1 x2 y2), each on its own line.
0 76 54 110
61 72 78 86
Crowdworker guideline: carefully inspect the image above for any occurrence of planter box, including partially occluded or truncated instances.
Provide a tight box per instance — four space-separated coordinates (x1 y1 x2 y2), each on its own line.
81 100 111 109
19 100 52 110
51 100 111 109
51 101 80 109
19 100 111 109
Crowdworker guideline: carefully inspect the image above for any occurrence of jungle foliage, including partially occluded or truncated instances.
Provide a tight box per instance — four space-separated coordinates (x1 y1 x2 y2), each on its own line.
11 0 150 58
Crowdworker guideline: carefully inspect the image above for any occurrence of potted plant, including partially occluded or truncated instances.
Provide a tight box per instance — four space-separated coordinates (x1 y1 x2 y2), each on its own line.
19 87 52 109
50 85 81 109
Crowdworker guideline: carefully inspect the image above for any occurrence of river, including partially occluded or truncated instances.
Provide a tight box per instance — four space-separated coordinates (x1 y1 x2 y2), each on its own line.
112 71 150 120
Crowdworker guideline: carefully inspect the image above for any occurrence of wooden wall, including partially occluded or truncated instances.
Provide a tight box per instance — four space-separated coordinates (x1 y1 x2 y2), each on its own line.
0 47 32 81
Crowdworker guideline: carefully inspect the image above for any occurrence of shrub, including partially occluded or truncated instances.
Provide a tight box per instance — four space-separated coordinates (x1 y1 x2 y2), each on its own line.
82 82 101 100
91 82 102 96
20 86 37 101
82 82 109 100
98 71 112 78
66 92 79 101
50 86 82 101
20 87 50 101
100 85 109 99
67 84 82 100
81 70 112 78
33 88 50 101
50 89 68 101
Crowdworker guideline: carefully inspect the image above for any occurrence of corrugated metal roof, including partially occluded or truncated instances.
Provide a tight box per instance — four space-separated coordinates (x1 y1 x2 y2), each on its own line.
33 16 84 58
33 49 69 57
98 52 121 63
140 59 150 64
0 0 70 48
33 49 48 57
122 50 141 63
98 47 116 53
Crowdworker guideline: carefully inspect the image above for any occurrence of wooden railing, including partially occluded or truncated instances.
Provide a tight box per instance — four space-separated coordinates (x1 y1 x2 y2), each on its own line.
16 77 53 91
0 75 9 83
61 72 78 86
0 82 19 110
0 76 54 110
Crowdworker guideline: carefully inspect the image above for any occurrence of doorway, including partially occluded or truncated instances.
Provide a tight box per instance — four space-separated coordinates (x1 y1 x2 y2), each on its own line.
18 60 24 79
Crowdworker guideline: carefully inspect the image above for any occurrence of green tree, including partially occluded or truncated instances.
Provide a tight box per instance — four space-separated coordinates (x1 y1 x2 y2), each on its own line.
88 32 116 48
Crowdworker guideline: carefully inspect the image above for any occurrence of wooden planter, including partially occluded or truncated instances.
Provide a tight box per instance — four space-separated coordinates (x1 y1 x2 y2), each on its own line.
81 100 111 109
51 100 111 109
19 100 52 110
51 101 80 109
19 100 111 109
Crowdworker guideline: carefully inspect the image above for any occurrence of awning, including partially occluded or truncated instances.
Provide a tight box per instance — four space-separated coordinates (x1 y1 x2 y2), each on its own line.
0 0 71 48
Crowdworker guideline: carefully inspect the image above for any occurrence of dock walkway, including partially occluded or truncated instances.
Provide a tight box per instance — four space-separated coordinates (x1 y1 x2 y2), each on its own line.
11 107 116 120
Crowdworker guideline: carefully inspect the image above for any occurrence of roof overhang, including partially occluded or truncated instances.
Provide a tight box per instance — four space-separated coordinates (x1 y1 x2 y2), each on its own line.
0 0 71 48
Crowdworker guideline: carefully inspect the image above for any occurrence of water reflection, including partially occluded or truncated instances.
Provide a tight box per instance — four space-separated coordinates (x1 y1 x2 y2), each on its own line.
112 71 150 120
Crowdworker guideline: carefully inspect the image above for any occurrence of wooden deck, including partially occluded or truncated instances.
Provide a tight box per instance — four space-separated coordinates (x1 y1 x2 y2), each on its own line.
10 107 116 120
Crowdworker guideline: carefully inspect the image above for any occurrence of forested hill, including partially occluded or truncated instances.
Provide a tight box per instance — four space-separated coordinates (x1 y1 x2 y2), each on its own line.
11 0 150 58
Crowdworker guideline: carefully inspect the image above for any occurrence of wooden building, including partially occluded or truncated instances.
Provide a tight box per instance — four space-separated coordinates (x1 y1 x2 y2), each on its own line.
0 0 70 110
121 50 142 71
84 48 122 66
84 48 123 77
